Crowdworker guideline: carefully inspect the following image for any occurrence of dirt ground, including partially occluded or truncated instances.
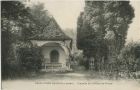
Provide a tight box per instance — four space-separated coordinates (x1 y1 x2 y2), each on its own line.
2 71 140 90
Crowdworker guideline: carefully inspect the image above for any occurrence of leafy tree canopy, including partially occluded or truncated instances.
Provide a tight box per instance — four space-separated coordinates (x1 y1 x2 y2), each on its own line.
77 1 134 55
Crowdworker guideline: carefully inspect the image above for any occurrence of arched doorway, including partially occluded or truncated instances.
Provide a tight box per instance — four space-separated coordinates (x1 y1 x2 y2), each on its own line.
50 50 59 63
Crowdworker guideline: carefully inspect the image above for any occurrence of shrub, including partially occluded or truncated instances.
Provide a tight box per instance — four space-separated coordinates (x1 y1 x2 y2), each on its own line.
118 42 140 72
19 46 42 72
70 52 88 70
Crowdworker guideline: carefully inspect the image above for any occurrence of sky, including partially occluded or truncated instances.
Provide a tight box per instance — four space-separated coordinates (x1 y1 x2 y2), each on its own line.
127 1 140 43
28 0 140 43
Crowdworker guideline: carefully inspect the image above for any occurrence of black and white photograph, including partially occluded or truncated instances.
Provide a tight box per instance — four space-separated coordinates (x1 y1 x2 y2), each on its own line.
1 0 140 90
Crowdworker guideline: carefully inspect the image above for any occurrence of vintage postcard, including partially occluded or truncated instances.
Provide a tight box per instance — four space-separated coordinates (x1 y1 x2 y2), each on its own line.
1 0 140 90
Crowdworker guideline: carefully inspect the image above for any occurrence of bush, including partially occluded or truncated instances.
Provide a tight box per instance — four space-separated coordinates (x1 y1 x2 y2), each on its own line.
19 46 42 72
118 42 140 72
70 52 88 70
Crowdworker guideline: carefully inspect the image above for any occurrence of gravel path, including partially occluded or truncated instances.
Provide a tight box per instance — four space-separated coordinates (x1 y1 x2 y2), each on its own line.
2 72 140 90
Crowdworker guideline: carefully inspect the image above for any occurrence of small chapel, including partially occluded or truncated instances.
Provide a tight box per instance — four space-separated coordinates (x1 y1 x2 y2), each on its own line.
29 18 73 72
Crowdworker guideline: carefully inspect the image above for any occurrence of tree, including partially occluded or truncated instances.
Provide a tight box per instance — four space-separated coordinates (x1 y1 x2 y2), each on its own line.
77 1 108 70
27 3 52 37
103 1 134 72
77 1 134 71
2 1 60 78
1 1 32 78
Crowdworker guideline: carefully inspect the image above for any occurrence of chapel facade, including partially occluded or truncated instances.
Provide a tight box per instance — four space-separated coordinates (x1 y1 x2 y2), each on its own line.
29 18 72 72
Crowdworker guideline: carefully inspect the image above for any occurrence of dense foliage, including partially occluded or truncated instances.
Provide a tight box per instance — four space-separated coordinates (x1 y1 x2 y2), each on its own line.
1 1 32 78
77 1 134 71
28 3 52 37
19 46 42 72
118 42 140 72
1 1 51 79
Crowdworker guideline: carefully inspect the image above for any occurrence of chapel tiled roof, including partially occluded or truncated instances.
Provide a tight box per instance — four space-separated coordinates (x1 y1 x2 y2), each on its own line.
29 17 71 41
